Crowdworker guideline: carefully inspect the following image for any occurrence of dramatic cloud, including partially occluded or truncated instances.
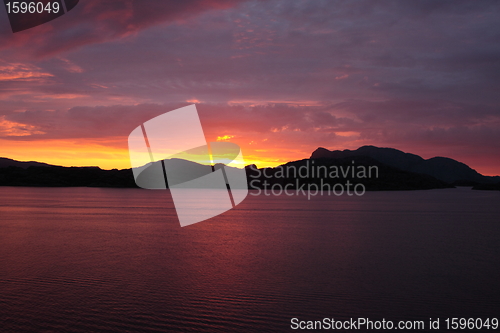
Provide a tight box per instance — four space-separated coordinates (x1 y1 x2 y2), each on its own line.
0 0 248 58
0 0 499 174
1 101 499 173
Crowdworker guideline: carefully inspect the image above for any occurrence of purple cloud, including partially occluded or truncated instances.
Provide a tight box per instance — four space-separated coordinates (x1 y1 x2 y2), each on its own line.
0 0 499 174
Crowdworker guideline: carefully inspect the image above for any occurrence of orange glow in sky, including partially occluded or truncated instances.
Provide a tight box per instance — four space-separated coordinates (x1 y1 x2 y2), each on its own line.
0 137 295 170
0 1 499 177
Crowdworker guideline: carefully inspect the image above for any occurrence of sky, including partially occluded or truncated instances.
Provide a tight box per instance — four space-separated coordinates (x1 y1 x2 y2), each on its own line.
0 0 499 175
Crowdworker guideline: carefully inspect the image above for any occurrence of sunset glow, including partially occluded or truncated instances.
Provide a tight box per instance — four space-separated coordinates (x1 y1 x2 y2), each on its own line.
0 1 499 176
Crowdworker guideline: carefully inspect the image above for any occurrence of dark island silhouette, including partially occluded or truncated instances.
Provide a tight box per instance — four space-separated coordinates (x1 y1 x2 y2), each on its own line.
0 146 499 190
311 146 500 185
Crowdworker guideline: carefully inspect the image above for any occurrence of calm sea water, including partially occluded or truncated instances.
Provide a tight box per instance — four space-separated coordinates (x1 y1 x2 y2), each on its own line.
0 187 499 332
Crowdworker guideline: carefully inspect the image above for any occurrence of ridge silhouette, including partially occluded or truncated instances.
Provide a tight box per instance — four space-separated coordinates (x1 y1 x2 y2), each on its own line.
1 145 499 190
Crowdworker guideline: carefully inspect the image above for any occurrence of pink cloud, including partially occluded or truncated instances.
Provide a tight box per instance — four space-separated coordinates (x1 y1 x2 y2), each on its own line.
0 0 248 59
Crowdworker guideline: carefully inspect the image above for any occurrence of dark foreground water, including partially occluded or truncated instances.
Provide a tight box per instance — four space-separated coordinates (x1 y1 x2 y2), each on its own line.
0 187 499 332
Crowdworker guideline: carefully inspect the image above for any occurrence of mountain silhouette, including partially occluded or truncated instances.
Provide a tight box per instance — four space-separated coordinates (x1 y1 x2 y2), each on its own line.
1 146 499 190
311 146 499 185
0 157 56 169
0 158 136 188
245 155 453 191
